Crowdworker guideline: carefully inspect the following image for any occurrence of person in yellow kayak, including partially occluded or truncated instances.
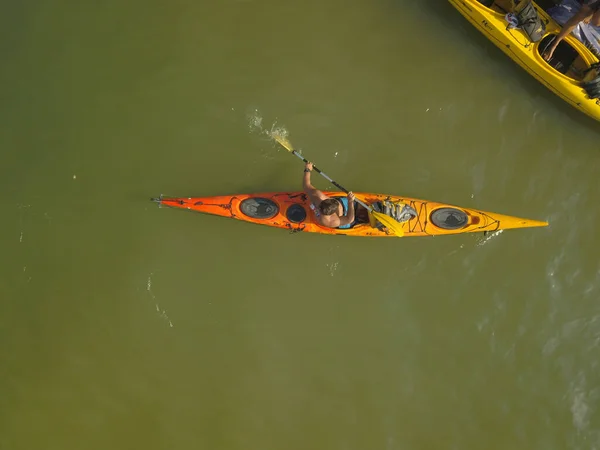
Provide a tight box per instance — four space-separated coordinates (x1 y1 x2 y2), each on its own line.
543 0 600 61
303 161 358 229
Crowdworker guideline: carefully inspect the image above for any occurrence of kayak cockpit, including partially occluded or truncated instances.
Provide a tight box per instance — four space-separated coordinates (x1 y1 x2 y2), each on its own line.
538 34 595 79
477 0 599 82
239 195 371 230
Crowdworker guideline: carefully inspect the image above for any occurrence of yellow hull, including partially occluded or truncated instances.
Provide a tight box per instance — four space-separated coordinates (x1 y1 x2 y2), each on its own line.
448 0 600 122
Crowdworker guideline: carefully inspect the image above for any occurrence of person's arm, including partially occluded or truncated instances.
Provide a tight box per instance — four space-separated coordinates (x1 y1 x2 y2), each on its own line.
338 192 356 226
544 5 593 60
303 162 328 211
302 162 315 192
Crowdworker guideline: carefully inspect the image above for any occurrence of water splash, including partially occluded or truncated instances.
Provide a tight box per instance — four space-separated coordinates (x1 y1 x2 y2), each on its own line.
247 108 263 132
268 123 288 140
246 109 296 155
247 108 287 139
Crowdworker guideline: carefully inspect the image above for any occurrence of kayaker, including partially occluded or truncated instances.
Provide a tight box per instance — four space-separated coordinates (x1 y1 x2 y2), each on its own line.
303 162 356 229
543 0 600 61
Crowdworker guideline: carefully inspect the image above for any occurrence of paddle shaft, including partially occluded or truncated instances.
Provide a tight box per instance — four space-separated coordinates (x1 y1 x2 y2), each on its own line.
291 149 372 211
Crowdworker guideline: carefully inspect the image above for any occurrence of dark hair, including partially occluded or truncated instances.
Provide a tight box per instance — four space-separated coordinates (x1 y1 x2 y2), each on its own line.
319 198 339 216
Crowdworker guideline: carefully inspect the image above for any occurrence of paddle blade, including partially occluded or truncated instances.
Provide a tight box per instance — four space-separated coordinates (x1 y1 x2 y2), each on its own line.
372 211 405 237
271 132 294 152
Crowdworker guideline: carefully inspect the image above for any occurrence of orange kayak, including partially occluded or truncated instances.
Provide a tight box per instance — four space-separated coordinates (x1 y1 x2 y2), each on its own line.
152 191 548 237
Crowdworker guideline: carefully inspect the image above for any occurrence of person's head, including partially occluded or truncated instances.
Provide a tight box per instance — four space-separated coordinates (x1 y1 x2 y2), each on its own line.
319 198 339 216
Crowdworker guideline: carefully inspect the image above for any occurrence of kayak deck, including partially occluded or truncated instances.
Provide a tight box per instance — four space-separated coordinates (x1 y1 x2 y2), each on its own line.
153 191 548 237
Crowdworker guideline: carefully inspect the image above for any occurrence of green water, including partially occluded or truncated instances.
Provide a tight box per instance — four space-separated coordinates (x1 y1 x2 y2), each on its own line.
1 0 600 449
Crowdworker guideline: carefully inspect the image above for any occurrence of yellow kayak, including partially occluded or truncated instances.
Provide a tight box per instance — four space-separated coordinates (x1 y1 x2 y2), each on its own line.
448 0 600 122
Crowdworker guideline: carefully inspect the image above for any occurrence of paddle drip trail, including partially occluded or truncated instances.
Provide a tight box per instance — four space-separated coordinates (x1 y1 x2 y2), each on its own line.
477 230 504 246
147 273 173 328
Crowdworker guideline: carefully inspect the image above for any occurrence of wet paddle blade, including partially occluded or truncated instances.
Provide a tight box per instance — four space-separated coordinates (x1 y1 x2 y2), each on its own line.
272 133 294 152
372 211 405 237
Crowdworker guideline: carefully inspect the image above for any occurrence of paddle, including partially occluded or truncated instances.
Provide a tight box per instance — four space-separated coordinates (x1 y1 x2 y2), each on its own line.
271 132 405 237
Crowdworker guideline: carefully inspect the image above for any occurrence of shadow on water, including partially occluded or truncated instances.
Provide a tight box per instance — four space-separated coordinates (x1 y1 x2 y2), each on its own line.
387 0 600 135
